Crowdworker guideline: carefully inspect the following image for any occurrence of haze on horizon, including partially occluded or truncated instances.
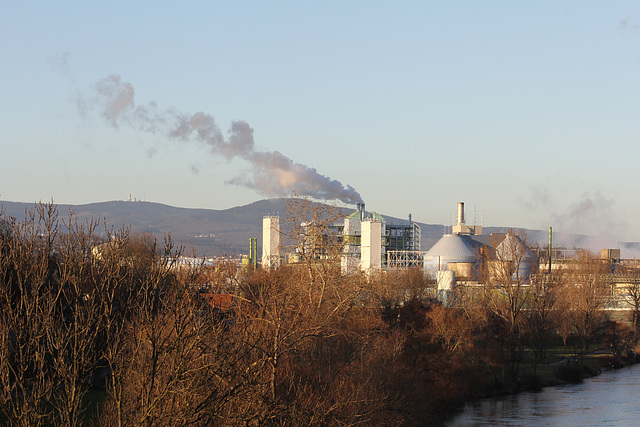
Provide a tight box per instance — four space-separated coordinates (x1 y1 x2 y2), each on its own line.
1 2 639 241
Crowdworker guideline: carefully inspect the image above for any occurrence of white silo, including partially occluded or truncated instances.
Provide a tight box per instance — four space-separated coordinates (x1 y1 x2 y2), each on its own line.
424 234 483 281
262 215 280 268
360 218 382 272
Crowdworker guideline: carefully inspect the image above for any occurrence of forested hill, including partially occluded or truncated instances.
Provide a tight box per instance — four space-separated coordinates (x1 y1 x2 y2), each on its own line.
0 199 286 257
0 198 562 258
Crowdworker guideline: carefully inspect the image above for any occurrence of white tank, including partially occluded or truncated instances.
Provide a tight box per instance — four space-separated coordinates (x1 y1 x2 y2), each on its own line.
437 270 455 291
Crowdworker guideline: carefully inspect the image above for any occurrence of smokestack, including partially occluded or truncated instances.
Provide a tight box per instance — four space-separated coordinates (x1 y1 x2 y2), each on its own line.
457 202 465 226
357 203 365 221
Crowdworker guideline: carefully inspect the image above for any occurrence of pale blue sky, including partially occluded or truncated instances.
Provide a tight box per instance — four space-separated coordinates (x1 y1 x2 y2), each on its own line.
1 1 639 240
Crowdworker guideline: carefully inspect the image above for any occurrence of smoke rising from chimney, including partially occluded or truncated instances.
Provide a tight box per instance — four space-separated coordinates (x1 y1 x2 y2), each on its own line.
523 187 627 250
77 75 363 205
525 188 621 236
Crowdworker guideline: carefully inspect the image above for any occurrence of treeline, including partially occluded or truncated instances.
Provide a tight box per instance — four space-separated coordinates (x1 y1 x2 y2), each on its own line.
0 202 638 426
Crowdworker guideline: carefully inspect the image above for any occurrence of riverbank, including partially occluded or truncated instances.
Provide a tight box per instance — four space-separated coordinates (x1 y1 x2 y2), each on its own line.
445 358 640 426
538 346 640 387
435 347 640 426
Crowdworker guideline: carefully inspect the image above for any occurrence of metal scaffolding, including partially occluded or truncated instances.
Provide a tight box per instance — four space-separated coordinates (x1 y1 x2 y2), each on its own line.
387 250 425 268
385 222 421 252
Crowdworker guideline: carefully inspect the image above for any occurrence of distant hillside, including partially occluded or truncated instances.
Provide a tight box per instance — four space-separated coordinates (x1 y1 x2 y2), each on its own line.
1 199 289 257
0 199 448 257
1 199 596 258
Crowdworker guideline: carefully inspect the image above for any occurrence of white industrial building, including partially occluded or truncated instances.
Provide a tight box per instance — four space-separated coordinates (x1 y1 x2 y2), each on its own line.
262 215 280 269
425 202 537 292
260 200 537 285
261 203 421 274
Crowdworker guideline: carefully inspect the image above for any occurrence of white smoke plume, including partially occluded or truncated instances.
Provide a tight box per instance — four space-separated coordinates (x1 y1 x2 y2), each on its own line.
551 192 617 234
77 75 363 204
523 187 627 252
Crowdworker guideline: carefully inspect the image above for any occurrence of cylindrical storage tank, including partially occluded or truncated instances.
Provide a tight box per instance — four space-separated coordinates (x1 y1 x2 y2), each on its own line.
494 234 537 282
437 270 455 291
424 234 478 270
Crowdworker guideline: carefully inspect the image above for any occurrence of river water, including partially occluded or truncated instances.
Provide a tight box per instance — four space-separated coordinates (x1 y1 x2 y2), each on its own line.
446 363 640 426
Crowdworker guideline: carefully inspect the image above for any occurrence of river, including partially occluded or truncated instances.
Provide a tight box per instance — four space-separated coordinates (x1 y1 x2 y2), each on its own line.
446 363 640 426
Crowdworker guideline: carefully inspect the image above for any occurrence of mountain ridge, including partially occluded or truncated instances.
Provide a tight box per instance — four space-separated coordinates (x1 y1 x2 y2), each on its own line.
0 199 591 258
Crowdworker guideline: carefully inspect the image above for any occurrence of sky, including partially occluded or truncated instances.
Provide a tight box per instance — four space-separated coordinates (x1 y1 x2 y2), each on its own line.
1 1 639 243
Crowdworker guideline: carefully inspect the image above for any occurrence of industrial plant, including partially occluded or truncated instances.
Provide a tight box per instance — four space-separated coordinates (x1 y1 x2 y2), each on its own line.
261 202 421 273
259 200 640 313
261 201 516 279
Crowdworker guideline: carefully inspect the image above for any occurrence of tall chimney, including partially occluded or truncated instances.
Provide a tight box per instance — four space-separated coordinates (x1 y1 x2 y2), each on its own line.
457 202 465 225
357 203 365 221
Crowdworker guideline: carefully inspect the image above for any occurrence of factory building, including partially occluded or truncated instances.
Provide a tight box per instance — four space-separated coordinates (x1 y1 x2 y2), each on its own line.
261 201 538 287
424 233 483 280
425 202 537 292
262 215 281 269
424 202 486 280
340 203 421 273
257 200 640 318
262 202 421 274
341 203 387 273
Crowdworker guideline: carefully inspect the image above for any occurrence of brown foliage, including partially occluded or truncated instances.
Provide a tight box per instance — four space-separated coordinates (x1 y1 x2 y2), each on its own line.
561 250 612 352
3 202 630 426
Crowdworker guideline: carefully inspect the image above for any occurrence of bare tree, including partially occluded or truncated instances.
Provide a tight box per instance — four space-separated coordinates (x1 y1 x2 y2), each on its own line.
279 197 346 288
0 203 60 426
0 204 154 426
427 304 475 358
367 267 434 325
96 231 183 426
613 263 640 341
233 197 391 425
480 231 536 381
522 271 565 375
46 212 105 426
99 285 262 426
562 250 612 353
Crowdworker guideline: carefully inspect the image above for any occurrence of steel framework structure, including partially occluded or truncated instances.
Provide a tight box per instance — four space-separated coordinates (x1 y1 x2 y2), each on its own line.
386 250 425 268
